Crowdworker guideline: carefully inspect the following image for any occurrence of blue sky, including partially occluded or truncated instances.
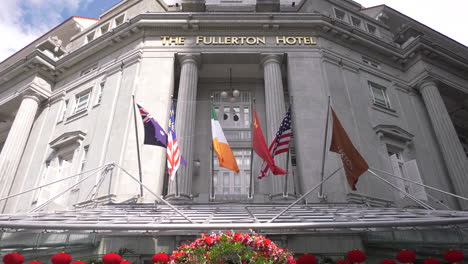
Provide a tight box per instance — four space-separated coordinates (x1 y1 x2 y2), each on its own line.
0 0 467 62
0 0 122 61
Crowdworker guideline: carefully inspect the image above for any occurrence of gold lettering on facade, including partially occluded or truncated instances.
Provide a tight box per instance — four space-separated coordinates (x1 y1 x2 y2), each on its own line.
276 36 316 45
161 36 185 45
162 36 316 45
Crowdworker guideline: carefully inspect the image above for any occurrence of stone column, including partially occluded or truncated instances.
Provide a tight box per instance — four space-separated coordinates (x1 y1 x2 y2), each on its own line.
0 93 42 199
261 54 292 197
168 54 200 198
419 80 468 208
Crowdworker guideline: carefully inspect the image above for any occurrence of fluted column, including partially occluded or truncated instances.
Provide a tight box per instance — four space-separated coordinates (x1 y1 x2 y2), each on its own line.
168 54 200 198
419 80 468 209
261 54 292 197
0 94 42 200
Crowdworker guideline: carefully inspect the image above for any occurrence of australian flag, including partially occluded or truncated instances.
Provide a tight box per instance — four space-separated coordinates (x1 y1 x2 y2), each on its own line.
137 104 167 148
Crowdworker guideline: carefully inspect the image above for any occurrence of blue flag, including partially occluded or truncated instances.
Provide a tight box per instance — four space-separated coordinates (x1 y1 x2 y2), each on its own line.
137 104 167 148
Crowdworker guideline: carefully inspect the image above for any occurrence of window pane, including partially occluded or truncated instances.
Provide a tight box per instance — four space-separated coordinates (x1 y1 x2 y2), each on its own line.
243 107 250 126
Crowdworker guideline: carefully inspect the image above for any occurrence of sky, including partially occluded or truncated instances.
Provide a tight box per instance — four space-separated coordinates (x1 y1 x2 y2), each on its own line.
0 0 467 62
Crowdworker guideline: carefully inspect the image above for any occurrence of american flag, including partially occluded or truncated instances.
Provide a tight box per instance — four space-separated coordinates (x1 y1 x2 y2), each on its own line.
167 103 184 180
258 106 292 179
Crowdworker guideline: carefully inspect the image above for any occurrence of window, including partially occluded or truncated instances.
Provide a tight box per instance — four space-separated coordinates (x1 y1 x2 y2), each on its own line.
369 82 391 108
362 57 380 68
34 155 74 207
34 131 87 208
80 64 98 76
213 149 251 200
95 81 105 105
86 31 95 43
100 23 110 34
366 23 377 35
212 91 251 130
333 8 346 21
114 14 125 27
351 16 361 27
388 149 427 201
74 91 91 113
58 100 69 122
76 146 89 185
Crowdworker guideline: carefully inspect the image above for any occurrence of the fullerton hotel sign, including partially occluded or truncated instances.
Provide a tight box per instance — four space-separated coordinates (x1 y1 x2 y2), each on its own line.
160 36 317 46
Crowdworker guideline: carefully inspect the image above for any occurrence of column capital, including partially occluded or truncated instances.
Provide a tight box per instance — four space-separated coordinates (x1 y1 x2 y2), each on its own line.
177 53 201 68
417 78 438 92
260 53 284 67
19 88 48 104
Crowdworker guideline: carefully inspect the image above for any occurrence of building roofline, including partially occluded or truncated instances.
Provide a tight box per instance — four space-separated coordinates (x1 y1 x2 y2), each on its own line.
0 16 98 66
365 4 467 48
359 4 384 11
72 15 100 21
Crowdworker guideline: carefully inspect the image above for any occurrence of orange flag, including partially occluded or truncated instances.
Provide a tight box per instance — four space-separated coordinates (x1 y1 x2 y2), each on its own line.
329 108 369 190
252 108 287 176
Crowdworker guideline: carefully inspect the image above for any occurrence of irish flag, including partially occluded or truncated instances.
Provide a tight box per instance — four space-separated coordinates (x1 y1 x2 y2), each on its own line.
210 105 240 173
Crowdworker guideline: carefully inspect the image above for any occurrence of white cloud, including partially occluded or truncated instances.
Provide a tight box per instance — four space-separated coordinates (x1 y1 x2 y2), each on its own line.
0 0 87 62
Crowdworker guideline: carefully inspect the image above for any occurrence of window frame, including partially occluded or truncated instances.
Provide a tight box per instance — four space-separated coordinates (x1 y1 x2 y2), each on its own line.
369 81 391 109
333 7 347 22
350 16 362 28
94 80 106 106
74 90 92 114
57 99 69 123
100 23 110 35
86 31 96 43
80 64 98 77
366 23 378 35
114 13 126 27
362 57 380 69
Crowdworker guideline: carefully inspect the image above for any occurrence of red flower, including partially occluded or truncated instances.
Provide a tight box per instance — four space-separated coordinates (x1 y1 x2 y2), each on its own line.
51 253 72 264
204 237 214 246
3 253 24 264
422 258 440 264
346 249 366 263
102 253 122 264
234 233 243 242
151 252 171 264
336 260 350 264
297 253 317 264
443 249 464 263
396 249 416 263
120 260 132 264
71 261 87 264
28 261 43 264
380 259 397 264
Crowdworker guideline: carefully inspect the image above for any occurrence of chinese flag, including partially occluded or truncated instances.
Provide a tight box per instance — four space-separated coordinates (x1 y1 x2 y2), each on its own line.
252 108 287 176
329 108 369 190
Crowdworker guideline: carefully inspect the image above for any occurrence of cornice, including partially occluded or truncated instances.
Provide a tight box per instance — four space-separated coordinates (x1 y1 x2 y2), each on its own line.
1 12 467 88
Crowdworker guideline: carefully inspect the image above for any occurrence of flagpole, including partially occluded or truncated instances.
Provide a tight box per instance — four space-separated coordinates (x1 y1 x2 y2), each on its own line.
249 98 256 199
131 95 144 197
318 96 331 201
283 102 292 198
210 96 215 200
268 166 342 223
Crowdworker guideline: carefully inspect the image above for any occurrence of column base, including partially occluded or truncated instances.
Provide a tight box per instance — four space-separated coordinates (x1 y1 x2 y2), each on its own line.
165 193 193 201
269 193 298 201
